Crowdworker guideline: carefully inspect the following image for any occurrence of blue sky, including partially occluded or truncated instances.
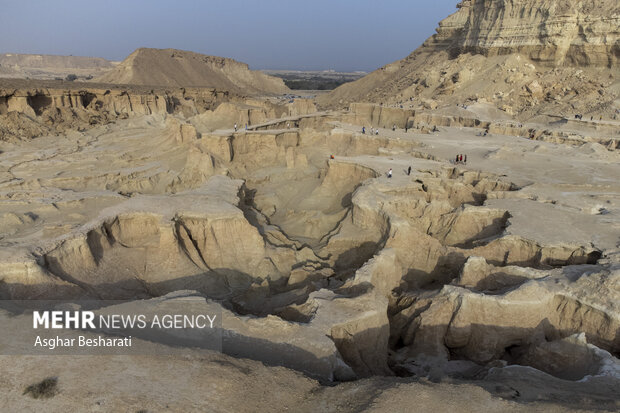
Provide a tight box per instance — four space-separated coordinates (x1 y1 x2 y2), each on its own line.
0 0 458 72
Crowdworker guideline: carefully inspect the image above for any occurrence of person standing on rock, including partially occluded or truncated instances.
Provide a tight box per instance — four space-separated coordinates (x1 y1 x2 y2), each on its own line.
464 154 467 164
456 154 460 163
407 166 412 176
392 124 396 131
362 126 366 134
387 168 392 178
234 123 237 132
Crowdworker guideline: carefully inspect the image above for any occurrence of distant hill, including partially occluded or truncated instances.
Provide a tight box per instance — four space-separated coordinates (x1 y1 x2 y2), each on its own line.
96 48 289 95
0 53 115 80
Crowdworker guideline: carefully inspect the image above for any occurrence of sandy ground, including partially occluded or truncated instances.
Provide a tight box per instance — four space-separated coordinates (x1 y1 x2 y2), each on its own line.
1 354 615 412
335 122 620 254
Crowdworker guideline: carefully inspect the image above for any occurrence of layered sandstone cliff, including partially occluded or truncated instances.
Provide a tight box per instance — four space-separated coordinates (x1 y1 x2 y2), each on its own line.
0 80 229 141
319 0 619 117
433 0 619 67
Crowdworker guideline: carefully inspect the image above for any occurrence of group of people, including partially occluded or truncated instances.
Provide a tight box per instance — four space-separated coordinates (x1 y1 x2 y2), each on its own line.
386 166 412 179
392 124 410 132
362 126 380 135
363 125 411 134
574 114 607 121
455 154 467 164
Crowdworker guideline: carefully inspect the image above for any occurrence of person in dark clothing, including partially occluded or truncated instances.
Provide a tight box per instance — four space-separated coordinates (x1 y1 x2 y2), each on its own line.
459 154 463 162
456 154 460 163
407 166 412 175
464 154 467 163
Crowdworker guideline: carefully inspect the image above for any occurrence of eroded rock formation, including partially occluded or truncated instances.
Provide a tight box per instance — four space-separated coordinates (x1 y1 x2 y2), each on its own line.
435 0 620 67
0 99 617 390
0 4 618 408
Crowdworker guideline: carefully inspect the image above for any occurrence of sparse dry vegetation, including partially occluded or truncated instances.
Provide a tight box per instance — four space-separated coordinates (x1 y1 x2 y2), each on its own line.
23 377 58 399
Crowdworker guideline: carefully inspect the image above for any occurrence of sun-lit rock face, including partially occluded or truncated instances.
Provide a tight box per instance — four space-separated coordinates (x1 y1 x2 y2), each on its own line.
432 0 620 67
318 0 619 117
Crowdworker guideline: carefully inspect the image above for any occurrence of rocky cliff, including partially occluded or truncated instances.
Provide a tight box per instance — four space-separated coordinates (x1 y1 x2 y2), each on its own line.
318 0 620 118
96 48 289 95
433 0 619 67
0 79 229 141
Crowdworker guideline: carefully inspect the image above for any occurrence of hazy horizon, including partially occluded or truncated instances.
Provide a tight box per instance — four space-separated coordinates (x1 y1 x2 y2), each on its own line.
0 0 457 72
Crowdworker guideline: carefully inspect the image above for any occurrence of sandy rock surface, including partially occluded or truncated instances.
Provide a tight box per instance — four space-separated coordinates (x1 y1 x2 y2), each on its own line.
0 2 619 411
